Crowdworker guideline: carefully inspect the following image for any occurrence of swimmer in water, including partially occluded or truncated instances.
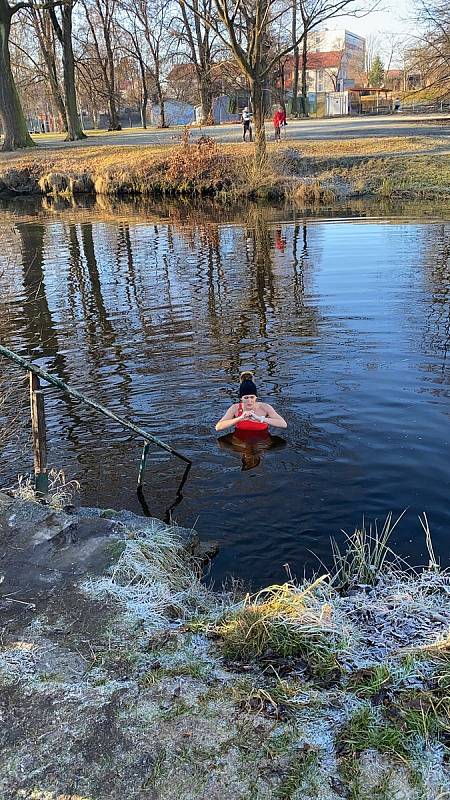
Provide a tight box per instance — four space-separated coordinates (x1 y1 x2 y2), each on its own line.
215 372 287 432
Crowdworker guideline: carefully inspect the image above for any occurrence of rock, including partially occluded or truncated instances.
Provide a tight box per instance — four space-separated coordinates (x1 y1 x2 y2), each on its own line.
0 494 217 629
0 491 75 546
77 506 211 559
0 494 122 612
187 533 220 564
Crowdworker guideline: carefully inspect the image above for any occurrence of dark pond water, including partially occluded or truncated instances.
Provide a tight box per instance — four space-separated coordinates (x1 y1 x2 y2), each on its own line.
0 197 449 587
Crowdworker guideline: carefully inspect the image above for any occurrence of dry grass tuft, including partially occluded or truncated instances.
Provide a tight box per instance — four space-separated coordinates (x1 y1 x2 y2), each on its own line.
11 469 80 511
330 511 407 591
215 578 345 675
292 180 335 205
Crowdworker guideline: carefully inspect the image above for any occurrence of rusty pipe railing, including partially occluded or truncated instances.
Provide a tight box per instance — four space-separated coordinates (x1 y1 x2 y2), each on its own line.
0 344 191 494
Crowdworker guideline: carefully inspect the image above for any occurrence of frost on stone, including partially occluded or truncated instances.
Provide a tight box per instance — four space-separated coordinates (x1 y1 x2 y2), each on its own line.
81 521 219 629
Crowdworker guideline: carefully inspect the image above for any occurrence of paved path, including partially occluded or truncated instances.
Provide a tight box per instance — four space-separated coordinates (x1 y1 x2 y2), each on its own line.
14 113 450 151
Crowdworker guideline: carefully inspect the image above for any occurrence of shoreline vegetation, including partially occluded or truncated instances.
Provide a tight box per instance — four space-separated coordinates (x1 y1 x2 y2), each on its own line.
1 131 450 204
1 488 449 799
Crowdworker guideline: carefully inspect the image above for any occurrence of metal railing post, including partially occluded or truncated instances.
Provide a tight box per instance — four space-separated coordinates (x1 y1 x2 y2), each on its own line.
29 372 48 495
137 442 150 488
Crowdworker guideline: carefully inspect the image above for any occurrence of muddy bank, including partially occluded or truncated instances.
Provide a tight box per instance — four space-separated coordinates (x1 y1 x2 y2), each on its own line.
1 137 449 203
1 491 449 799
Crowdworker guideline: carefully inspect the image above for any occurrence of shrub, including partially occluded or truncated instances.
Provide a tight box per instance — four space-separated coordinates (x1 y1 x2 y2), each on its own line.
164 128 233 192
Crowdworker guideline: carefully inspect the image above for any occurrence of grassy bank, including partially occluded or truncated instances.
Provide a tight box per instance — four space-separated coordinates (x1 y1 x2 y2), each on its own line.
1 491 449 799
1 132 449 203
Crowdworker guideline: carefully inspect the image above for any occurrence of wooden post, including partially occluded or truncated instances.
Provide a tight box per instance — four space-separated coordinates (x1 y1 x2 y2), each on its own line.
29 372 48 496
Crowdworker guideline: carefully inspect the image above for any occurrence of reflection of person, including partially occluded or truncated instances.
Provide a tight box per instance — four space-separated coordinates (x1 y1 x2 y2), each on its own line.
275 228 286 252
218 428 286 471
241 107 252 142
215 371 287 432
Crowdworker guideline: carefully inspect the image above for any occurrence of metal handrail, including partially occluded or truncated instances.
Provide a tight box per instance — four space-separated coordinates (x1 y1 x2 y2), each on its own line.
0 344 191 492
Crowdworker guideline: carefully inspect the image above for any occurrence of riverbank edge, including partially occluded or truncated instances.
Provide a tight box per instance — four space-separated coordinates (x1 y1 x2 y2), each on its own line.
1 490 449 799
1 138 450 204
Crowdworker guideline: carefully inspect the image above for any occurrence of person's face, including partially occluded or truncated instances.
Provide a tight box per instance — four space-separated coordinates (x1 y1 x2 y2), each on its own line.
241 393 257 410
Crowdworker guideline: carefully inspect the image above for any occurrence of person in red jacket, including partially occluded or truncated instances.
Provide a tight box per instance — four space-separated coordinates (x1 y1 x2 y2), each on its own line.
273 107 286 142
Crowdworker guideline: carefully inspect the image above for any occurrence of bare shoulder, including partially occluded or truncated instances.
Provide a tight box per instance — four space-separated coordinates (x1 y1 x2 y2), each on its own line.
260 402 275 413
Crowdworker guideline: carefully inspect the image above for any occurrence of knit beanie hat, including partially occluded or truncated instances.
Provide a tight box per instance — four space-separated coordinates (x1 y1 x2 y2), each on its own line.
239 379 258 397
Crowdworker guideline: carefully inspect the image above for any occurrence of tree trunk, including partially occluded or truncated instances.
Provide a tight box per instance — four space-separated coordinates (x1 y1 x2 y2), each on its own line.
62 7 86 140
31 9 68 132
108 92 119 129
0 3 36 151
291 0 300 116
106 41 120 129
141 92 148 128
301 33 308 117
157 85 166 127
251 77 267 171
199 75 213 124
47 64 68 132
138 56 147 128
50 2 86 141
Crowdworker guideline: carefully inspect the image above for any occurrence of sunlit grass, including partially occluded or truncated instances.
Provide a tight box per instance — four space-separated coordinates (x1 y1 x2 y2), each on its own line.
1 137 448 202
215 577 346 677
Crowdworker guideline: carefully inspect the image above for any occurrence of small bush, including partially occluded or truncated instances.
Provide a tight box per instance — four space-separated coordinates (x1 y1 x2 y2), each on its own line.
164 128 233 192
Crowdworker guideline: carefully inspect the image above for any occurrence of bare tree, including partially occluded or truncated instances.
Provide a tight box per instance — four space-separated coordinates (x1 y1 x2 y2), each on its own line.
49 0 86 139
292 0 374 117
174 0 218 124
116 15 149 127
185 0 374 166
28 5 68 130
0 0 36 150
409 0 450 96
80 0 121 129
120 0 172 128
381 32 406 76
205 0 302 168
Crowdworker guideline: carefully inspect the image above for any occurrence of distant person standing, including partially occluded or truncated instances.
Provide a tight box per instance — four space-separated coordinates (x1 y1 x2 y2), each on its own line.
394 98 401 112
241 107 252 142
273 107 286 142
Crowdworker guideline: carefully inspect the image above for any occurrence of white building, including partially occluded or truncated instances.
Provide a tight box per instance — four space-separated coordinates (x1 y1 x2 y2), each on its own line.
308 29 366 90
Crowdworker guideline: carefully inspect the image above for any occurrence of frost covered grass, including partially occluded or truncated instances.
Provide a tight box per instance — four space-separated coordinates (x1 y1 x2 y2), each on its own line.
82 520 222 628
330 511 407 591
8 469 80 511
1 500 450 798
